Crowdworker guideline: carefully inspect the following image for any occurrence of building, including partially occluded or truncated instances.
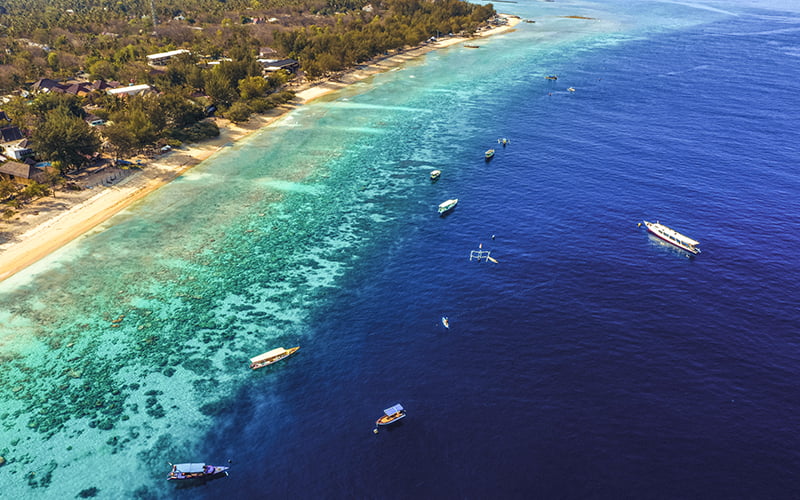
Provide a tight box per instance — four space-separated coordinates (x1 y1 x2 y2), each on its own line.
146 49 191 66
30 78 66 93
0 161 45 184
258 58 300 74
106 84 152 97
0 126 33 161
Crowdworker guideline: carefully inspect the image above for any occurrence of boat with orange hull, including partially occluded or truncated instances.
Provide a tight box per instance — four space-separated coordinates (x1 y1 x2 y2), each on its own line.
376 404 406 426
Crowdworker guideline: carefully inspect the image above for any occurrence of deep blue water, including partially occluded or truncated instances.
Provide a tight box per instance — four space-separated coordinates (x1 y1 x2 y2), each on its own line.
2 1 800 498
203 4 800 499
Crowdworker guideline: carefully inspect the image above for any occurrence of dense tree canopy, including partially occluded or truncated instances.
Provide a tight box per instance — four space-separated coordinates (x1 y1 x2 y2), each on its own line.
0 0 495 183
31 105 101 170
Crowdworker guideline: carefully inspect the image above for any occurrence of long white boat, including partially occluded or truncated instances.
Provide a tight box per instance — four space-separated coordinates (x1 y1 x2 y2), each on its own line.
249 346 300 370
167 463 230 481
438 198 458 214
641 220 701 255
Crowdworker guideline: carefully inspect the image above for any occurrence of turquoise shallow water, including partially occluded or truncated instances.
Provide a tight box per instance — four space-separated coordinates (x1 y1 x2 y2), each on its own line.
2 1 800 498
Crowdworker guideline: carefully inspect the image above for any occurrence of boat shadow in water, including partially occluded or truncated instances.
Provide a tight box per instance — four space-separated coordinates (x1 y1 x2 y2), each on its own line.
376 420 406 433
170 471 230 490
646 233 697 259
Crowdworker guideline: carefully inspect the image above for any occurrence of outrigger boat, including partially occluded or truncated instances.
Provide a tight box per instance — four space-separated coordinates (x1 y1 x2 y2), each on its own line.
430 169 441 181
249 346 300 370
497 138 509 146
485 149 495 159
376 404 406 427
639 220 701 255
438 198 458 214
167 463 229 481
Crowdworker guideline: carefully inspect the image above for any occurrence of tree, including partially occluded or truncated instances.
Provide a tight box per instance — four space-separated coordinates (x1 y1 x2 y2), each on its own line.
104 106 158 158
87 59 117 81
39 165 65 196
238 76 269 101
31 106 101 171
102 122 137 160
226 101 252 123
19 181 50 201
204 69 238 108
157 93 205 129
0 177 19 201
29 93 84 121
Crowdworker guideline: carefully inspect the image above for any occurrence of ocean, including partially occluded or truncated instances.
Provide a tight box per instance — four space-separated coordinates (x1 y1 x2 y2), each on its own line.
1 0 799 498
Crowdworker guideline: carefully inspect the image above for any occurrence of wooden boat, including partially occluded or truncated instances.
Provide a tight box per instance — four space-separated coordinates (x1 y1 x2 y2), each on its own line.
430 169 441 181
464 44 480 48
640 220 701 255
167 463 229 481
545 75 558 80
249 346 300 370
376 404 406 426
442 317 449 329
485 149 495 159
438 198 458 214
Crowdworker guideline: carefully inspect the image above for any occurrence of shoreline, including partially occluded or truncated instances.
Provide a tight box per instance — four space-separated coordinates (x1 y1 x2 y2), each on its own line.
0 16 519 283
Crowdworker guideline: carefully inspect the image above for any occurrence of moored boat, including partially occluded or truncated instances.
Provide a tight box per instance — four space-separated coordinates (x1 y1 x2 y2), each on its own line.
430 169 441 181
545 75 558 80
167 463 229 481
249 346 300 370
640 220 701 255
485 149 495 159
438 198 458 214
464 44 480 48
376 404 406 426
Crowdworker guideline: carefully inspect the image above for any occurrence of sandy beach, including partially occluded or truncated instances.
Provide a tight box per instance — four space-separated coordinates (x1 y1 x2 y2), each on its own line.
0 16 519 283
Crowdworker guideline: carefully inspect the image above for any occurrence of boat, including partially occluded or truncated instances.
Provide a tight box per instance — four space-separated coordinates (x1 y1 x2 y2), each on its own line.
438 198 458 214
430 169 441 181
485 149 495 159
442 317 449 329
640 220 701 255
249 346 300 370
567 87 576 92
167 463 229 481
545 75 558 80
376 404 406 426
464 44 480 48
497 138 509 146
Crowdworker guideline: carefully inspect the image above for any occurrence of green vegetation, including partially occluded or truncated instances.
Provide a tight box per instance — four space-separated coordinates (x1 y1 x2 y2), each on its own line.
0 0 495 203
